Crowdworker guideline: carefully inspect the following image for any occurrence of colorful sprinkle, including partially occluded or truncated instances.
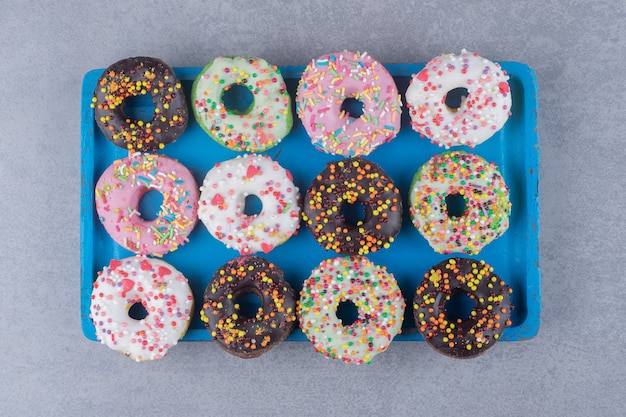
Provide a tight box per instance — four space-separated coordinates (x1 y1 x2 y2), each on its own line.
413 258 513 358
298 256 405 365
90 256 194 362
295 51 402 156
409 150 511 254
303 158 402 255
192 56 292 152
405 49 512 148
92 57 187 152
95 153 199 256
201 256 296 358
198 154 300 255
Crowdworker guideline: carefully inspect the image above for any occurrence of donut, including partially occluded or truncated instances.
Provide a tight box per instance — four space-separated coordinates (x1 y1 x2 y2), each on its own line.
413 257 513 358
89 256 194 361
192 56 292 152
409 150 511 254
298 256 405 364
95 153 199 256
198 154 300 255
296 50 402 157
92 56 188 151
302 157 402 255
200 256 297 358
405 49 512 148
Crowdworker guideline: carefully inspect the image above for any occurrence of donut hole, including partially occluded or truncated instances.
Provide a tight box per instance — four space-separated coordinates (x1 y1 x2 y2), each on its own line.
444 292 477 323
234 291 263 319
138 190 164 221
336 300 359 326
243 194 263 216
221 84 254 115
124 93 155 122
444 87 469 113
340 97 364 118
128 302 149 321
445 193 467 218
340 200 366 226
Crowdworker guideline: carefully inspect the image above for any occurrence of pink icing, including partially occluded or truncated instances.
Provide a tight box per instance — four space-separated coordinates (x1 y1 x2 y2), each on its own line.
95 153 199 256
296 51 402 157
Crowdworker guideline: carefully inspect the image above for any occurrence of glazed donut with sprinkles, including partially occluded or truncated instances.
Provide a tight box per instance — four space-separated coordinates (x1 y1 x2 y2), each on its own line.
90 256 194 362
92 56 188 152
296 50 402 156
95 153 199 256
413 257 513 358
302 157 402 255
198 153 301 255
409 150 511 254
298 256 405 364
192 56 292 152
405 49 512 148
200 256 297 358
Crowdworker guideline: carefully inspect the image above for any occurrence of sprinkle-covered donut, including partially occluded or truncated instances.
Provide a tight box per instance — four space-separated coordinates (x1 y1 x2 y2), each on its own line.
302 157 402 255
409 150 511 254
95 153 199 256
198 154 301 255
413 257 513 358
296 51 402 157
405 50 512 148
200 256 297 358
90 256 194 362
298 256 405 364
192 56 293 152
92 57 188 151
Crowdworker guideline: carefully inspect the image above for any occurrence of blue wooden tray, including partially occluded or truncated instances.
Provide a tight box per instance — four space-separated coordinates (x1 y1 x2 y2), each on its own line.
80 62 540 342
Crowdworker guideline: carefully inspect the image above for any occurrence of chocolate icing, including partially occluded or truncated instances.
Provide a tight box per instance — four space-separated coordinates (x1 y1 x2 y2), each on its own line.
302 157 402 255
201 256 297 358
93 56 187 152
413 257 513 359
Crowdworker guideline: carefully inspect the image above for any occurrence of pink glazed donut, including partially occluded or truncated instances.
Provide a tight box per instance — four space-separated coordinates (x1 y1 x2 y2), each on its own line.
296 51 402 157
95 153 199 256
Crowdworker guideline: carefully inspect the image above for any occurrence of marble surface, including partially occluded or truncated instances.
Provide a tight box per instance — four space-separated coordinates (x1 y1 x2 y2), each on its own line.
1 1 624 416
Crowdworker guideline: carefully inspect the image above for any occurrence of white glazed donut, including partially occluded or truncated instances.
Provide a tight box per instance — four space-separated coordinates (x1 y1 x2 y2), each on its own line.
298 256 405 365
192 56 292 152
198 154 301 255
296 50 402 157
405 50 512 148
89 256 194 362
409 150 511 254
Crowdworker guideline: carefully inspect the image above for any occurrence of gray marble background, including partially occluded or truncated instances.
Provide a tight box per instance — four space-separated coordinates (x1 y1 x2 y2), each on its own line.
1 1 624 416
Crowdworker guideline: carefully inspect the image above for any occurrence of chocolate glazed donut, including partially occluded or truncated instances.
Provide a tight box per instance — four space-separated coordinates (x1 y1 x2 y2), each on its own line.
413 257 513 358
302 157 402 255
201 256 297 358
92 56 188 151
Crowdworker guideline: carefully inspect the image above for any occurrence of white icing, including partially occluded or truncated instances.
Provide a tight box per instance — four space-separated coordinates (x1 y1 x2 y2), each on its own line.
298 256 405 364
405 49 512 148
198 154 301 255
90 256 194 362
409 151 511 254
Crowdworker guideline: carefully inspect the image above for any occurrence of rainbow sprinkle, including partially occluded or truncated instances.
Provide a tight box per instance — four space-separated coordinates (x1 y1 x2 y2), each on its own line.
298 256 405 364
95 153 198 256
296 51 401 157
409 150 511 254
192 56 293 152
